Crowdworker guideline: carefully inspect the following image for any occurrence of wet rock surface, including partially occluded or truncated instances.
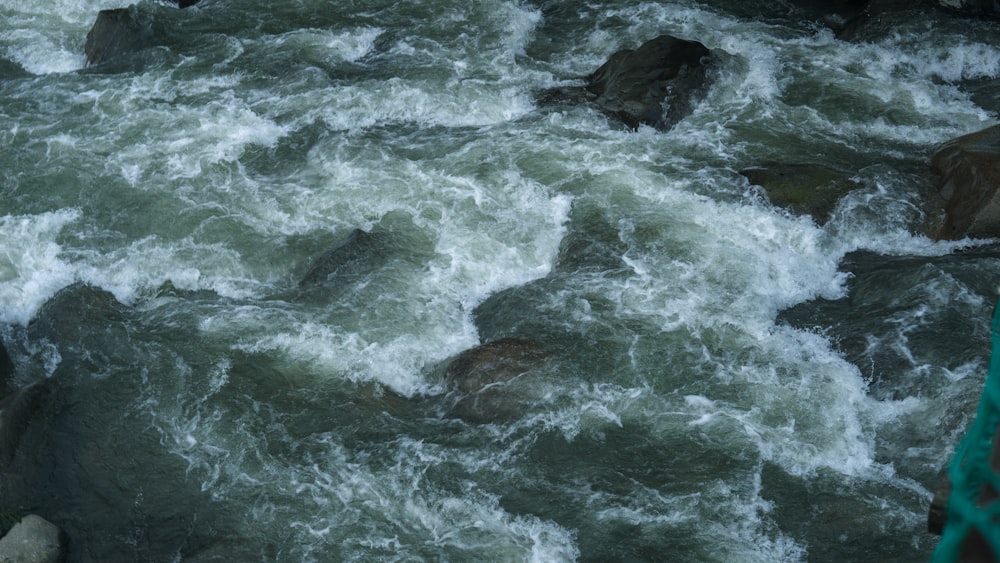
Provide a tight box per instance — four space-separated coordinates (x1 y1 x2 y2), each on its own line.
539 34 717 131
0 514 67 563
931 124 1000 240
84 7 151 66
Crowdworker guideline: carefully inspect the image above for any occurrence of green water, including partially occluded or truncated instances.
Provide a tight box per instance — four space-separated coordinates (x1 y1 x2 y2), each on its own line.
1 0 999 560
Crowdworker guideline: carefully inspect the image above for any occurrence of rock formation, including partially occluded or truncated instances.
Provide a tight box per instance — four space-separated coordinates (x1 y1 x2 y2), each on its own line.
84 7 150 66
0 514 67 563
540 34 717 132
931 124 1000 240
585 35 714 131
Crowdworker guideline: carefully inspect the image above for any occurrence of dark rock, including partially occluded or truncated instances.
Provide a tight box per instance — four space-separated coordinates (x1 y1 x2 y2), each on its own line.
298 229 390 288
540 34 717 132
0 514 67 563
0 380 52 468
28 283 128 345
958 77 1000 117
586 35 715 131
84 7 151 66
441 338 549 422
740 162 861 225
931 124 1000 240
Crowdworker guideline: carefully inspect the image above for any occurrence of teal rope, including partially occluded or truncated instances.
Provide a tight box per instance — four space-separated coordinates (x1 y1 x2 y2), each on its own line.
933 300 1000 562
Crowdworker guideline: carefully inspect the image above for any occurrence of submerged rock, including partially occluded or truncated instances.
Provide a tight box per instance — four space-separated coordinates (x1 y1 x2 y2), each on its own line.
442 338 548 422
740 162 861 225
84 7 151 66
931 124 1000 240
540 34 717 131
0 514 67 563
298 229 389 288
444 338 547 394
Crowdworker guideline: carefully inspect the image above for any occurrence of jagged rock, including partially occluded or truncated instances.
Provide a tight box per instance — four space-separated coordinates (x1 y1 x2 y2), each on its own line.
0 514 66 563
540 34 717 131
740 162 861 225
84 7 151 66
0 381 51 467
298 229 390 288
931 124 1000 240
442 338 548 422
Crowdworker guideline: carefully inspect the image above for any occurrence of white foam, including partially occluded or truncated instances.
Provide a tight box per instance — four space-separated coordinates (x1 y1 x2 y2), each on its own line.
253 27 382 64
1 28 86 74
0 0 124 75
0 209 80 325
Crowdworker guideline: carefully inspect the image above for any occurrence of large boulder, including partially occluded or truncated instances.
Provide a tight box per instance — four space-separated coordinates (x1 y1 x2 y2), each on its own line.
585 35 715 131
0 514 67 563
930 125 1000 240
540 34 717 132
84 7 151 66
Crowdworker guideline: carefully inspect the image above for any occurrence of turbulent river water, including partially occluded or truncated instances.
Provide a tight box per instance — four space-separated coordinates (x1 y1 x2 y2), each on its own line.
3 0 1000 561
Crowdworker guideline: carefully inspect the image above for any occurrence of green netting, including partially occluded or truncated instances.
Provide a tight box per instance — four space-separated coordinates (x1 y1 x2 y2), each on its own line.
933 300 1000 562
